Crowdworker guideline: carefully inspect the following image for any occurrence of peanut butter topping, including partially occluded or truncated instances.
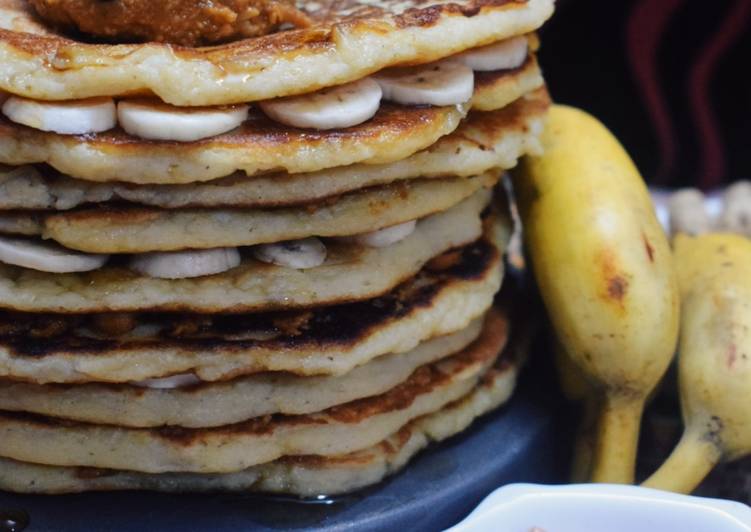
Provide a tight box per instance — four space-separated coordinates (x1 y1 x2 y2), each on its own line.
28 0 312 46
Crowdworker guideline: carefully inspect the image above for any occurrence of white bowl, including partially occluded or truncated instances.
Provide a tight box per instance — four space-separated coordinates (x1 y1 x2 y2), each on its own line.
447 484 751 532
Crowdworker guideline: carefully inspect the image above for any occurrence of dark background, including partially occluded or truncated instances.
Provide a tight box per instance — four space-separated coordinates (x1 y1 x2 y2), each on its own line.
539 0 751 190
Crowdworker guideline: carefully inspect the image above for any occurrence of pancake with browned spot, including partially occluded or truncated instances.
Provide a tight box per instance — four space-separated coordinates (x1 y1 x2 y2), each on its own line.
0 318 488 428
0 214 507 384
0 308 508 473
0 102 465 185
0 0 553 106
0 68 542 186
0 88 549 210
39 172 499 253
0 188 501 314
0 343 518 495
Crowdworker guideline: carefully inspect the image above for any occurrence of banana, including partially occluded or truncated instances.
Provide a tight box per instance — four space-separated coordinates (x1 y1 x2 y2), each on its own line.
252 237 327 269
259 78 382 130
719 181 751 237
455 36 528 72
350 220 417 248
553 339 598 482
117 100 249 142
512 105 679 484
2 96 116 135
131 373 202 389
375 61 474 107
668 188 711 236
130 248 241 279
643 233 751 493
0 235 109 273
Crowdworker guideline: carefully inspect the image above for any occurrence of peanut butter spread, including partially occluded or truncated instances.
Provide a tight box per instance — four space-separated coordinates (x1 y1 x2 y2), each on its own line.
28 0 312 46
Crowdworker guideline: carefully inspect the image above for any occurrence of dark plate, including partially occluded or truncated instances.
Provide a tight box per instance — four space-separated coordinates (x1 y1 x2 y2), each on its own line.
0 365 568 532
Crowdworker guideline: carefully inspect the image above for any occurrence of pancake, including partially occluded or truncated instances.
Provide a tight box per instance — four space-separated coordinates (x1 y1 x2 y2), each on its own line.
0 0 554 105
0 211 42 235
0 189 500 314
0 215 506 384
472 54 543 111
0 308 507 474
40 172 500 253
0 68 541 186
0 349 517 495
0 88 549 211
0 101 466 185
0 318 487 428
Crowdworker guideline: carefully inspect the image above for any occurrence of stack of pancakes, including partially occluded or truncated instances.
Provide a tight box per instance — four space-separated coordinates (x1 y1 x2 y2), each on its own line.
0 0 553 495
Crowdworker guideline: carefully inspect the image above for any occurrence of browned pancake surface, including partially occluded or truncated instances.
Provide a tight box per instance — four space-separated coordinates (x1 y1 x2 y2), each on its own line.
0 0 554 105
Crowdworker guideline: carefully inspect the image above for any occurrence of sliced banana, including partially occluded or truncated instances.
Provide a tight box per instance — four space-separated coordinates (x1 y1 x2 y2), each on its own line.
455 36 529 72
259 78 382 130
375 61 474 106
2 96 116 135
352 220 417 248
131 373 203 389
0 235 109 273
253 237 327 269
117 100 249 142
130 248 241 279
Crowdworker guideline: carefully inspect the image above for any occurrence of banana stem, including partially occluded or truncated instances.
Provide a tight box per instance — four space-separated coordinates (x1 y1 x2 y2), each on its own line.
642 430 722 494
590 395 645 484
571 394 598 482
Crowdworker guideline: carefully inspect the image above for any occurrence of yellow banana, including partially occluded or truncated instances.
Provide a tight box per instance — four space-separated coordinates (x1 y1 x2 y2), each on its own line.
553 339 597 482
512 105 680 483
643 233 751 493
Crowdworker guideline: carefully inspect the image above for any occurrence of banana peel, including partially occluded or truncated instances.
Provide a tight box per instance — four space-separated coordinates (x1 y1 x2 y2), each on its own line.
553 339 598 482
512 105 680 483
643 233 751 493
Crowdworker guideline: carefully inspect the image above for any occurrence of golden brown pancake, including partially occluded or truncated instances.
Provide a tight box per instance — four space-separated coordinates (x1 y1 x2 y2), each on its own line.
0 215 506 384
473 54 543 111
0 83 549 210
0 68 544 185
0 0 554 105
0 319 486 428
0 309 508 473
39 172 499 253
0 102 467 185
0 349 518 495
0 189 500 314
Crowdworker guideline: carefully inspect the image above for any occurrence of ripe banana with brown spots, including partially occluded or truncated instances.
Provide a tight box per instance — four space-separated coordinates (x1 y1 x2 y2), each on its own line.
512 105 680 483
